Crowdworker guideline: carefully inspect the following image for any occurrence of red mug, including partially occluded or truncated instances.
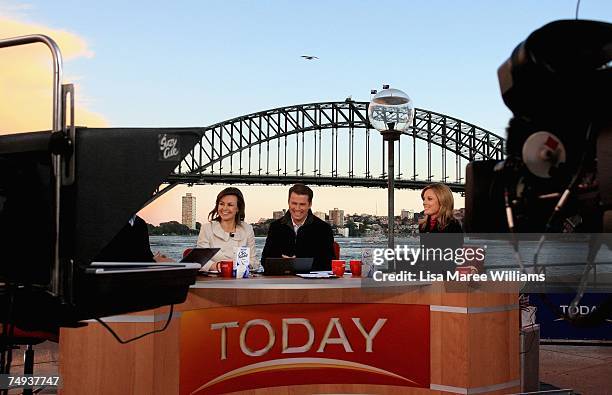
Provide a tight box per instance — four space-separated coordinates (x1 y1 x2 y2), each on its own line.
349 260 362 277
220 261 233 278
332 260 345 277
456 265 477 275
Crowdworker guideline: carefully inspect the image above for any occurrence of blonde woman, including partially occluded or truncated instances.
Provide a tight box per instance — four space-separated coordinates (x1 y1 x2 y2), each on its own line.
419 183 463 233
197 187 259 271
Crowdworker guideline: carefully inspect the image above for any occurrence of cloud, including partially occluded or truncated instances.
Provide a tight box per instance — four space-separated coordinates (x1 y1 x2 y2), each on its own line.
0 1 34 20
0 15 107 134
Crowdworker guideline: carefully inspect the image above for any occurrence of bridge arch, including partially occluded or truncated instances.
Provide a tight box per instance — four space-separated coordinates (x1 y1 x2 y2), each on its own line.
168 101 505 192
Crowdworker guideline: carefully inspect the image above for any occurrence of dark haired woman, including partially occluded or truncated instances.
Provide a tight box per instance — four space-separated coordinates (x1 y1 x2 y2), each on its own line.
197 187 258 271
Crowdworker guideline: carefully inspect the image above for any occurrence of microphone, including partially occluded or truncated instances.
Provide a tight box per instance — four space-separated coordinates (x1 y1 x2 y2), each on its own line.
229 232 235 238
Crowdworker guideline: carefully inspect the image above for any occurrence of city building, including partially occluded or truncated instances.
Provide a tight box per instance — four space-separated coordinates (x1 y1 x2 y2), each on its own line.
401 209 414 220
181 193 197 229
336 227 349 237
329 208 344 226
314 211 327 221
273 210 286 220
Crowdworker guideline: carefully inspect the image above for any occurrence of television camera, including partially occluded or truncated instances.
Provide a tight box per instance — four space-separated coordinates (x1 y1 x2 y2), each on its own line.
466 20 612 234
465 19 612 325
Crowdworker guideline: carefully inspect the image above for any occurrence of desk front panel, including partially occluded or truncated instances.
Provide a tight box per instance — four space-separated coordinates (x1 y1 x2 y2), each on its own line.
59 279 519 394
180 303 430 394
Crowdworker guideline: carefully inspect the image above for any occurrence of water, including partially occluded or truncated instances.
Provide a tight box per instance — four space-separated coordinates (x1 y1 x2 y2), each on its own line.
149 235 392 262
149 235 612 276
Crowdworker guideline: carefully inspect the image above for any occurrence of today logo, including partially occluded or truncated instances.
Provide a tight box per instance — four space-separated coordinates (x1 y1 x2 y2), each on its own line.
559 304 597 316
179 304 431 394
210 317 387 360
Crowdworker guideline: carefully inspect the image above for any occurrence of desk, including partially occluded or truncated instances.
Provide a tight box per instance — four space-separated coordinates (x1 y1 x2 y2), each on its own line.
59 277 519 394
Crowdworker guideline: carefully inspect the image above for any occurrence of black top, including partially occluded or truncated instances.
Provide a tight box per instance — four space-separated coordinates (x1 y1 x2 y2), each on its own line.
415 216 464 275
94 216 155 262
261 210 335 271
419 217 463 233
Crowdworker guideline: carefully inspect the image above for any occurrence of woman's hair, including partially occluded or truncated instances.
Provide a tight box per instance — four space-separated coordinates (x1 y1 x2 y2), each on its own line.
208 187 246 224
419 183 455 231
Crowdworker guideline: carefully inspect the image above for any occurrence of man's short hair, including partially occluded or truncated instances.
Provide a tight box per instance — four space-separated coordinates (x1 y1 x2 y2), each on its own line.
288 183 313 202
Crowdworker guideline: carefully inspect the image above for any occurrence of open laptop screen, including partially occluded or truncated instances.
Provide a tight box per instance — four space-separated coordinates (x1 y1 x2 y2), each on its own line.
262 257 313 276
180 248 220 265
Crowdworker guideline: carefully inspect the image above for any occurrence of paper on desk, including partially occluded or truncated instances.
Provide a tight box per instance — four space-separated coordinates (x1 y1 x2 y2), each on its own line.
296 272 337 279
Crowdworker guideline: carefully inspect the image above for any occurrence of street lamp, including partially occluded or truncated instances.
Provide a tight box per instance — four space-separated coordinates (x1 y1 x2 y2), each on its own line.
368 88 414 258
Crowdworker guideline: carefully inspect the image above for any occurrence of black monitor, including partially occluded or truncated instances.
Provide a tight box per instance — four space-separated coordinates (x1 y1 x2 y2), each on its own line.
0 127 203 330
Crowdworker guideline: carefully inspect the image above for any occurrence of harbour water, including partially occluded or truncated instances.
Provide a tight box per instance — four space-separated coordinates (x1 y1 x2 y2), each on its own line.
149 235 387 262
150 235 612 276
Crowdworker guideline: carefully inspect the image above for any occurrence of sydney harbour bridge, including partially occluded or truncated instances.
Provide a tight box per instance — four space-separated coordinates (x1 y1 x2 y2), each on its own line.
165 101 506 193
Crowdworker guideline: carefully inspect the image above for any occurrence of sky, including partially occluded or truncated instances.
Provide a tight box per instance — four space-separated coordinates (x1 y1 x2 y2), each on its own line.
1 0 611 224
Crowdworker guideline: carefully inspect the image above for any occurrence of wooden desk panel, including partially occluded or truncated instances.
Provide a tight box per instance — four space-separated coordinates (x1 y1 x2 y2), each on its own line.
59 278 519 394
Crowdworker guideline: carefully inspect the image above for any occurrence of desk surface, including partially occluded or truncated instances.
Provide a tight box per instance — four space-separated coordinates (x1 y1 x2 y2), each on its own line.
191 275 432 289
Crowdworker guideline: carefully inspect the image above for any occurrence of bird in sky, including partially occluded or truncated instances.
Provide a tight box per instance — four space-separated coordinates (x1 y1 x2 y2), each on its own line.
301 55 319 60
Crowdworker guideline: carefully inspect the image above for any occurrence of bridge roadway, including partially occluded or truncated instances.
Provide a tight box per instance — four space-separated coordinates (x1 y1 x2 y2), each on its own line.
167 173 466 192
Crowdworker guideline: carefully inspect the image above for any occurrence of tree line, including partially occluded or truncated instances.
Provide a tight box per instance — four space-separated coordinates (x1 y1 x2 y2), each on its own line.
147 221 200 236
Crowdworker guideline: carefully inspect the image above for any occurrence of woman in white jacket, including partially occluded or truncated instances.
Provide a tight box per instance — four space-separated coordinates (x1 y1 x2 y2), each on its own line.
197 187 258 271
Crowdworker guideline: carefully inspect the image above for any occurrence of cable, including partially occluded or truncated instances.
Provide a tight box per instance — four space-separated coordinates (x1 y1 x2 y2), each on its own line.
575 0 581 19
531 122 593 289
537 123 598 315
4 323 13 376
519 305 538 355
568 235 602 318
95 304 175 344
506 123 594 278
506 122 609 326
532 236 607 326
4 296 15 376
0 326 5 378
0 284 16 395
543 123 594 234
532 234 547 276
1 287 15 373
503 182 527 274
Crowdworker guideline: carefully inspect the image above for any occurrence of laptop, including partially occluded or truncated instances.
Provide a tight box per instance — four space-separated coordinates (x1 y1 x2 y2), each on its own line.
87 248 220 274
180 248 220 265
263 257 314 276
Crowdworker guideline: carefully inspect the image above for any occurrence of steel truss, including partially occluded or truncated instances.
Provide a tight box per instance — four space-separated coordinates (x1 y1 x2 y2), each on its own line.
172 101 505 191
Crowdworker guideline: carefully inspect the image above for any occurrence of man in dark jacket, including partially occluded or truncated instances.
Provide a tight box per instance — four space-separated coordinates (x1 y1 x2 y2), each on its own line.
261 184 335 271
95 215 173 262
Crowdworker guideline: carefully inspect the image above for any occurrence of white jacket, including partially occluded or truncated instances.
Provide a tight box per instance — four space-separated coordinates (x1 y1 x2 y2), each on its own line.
196 221 259 271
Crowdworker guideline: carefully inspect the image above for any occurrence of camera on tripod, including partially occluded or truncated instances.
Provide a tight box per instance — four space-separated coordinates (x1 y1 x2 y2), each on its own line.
465 20 612 234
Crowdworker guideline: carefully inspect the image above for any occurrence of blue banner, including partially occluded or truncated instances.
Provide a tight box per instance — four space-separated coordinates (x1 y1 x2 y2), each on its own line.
528 293 612 341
